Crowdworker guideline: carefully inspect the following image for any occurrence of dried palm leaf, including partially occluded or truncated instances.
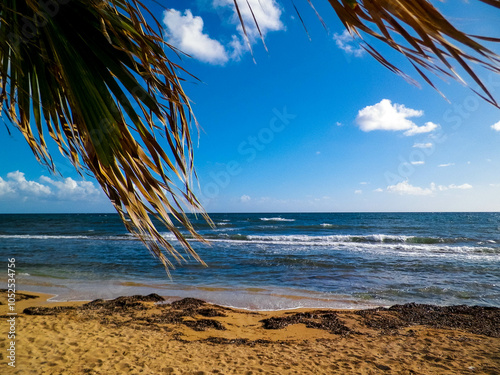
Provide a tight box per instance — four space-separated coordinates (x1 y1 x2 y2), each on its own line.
0 0 211 273
322 0 500 106
244 0 500 105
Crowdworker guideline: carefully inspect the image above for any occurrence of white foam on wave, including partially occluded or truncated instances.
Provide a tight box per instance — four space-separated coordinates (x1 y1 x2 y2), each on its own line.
366 234 409 242
240 233 411 244
248 234 350 243
260 217 295 222
209 233 470 246
0 234 128 241
160 233 179 241
0 234 93 240
206 234 498 260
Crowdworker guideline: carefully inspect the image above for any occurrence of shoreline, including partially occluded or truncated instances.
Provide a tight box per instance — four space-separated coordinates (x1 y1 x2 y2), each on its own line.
11 275 387 310
2 290 499 374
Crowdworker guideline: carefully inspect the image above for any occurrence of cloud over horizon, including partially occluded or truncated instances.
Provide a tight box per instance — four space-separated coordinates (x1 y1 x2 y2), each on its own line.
0 171 104 202
0 171 51 198
386 181 434 196
240 194 251 202
356 99 438 136
385 180 472 196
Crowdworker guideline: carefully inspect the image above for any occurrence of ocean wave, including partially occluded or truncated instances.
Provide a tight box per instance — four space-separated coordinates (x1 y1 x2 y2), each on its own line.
320 223 336 228
268 224 364 231
0 234 93 240
202 233 499 256
260 217 296 222
0 234 129 241
4 231 493 251
206 233 462 245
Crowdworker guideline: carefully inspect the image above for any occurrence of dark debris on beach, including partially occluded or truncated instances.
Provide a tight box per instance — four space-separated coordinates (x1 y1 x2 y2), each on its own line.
260 311 353 336
356 303 500 338
82 293 165 310
0 289 38 303
19 294 500 339
183 318 226 331
24 305 76 315
204 337 274 346
23 295 229 333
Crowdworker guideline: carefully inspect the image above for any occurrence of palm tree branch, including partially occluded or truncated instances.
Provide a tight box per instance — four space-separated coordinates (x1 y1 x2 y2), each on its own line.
319 0 500 106
0 0 212 272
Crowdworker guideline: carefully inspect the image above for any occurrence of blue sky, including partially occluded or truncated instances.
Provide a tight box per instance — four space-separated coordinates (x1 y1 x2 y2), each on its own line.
1 0 500 213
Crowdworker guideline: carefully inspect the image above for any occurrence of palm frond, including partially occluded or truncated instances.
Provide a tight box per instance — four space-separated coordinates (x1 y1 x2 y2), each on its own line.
244 0 500 106
322 0 500 106
0 0 212 272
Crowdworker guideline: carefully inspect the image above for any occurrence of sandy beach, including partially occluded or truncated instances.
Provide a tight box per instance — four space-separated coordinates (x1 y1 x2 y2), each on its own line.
1 290 499 374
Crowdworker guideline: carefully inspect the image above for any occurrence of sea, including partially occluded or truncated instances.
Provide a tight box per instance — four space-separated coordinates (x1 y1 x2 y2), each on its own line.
1 212 499 310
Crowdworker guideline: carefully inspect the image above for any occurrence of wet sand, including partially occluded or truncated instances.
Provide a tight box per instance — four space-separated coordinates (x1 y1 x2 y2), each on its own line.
1 290 499 374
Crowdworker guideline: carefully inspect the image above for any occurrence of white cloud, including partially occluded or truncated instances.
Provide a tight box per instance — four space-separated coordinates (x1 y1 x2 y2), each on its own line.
333 30 365 57
163 9 228 65
355 99 438 136
6 171 51 196
437 183 472 191
453 184 472 190
403 121 438 136
213 0 284 59
0 171 103 202
214 0 283 40
360 182 368 185
386 180 472 196
491 120 500 131
240 194 251 202
438 163 455 167
40 176 101 200
374 188 383 192
386 181 434 196
164 1 284 63
410 161 425 165
413 143 433 149
0 177 14 195
228 34 246 61
354 190 362 194
356 99 422 132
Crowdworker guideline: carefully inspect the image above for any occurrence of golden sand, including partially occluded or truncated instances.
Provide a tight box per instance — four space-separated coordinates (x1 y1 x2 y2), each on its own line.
1 291 499 374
